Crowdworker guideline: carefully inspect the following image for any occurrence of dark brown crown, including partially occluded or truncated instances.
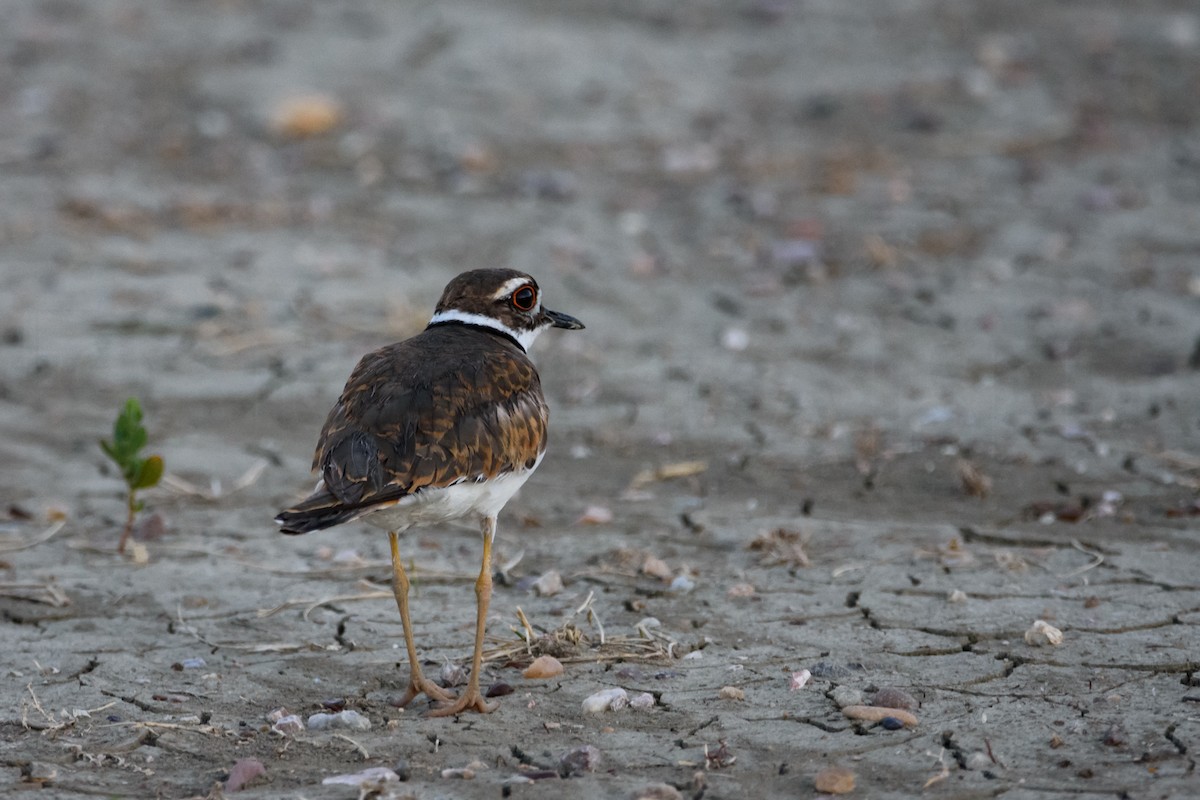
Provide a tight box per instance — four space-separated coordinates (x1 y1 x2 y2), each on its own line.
427 268 583 351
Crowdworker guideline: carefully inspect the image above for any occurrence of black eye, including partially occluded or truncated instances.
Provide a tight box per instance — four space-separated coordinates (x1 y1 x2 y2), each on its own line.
511 285 537 312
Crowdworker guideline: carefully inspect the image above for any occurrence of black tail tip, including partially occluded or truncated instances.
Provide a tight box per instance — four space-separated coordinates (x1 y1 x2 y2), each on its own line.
274 511 311 535
275 506 359 535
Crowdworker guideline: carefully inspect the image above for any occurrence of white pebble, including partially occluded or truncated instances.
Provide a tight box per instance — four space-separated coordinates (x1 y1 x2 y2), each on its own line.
581 688 628 714
629 692 656 710
718 685 745 701
265 707 290 723
669 574 695 593
721 327 750 352
533 570 564 597
789 669 812 691
271 715 304 735
947 589 968 603
1024 620 1064 647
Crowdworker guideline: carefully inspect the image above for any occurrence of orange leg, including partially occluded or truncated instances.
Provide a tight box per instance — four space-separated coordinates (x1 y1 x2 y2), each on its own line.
428 516 500 716
388 532 456 707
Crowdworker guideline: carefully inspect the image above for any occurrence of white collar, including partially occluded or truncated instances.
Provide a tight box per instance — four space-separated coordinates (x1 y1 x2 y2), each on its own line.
427 309 544 352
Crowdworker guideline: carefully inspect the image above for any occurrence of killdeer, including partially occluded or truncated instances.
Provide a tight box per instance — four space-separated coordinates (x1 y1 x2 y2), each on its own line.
276 269 583 716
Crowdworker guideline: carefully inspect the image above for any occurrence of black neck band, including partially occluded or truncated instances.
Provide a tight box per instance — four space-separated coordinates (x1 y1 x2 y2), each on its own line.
425 320 526 352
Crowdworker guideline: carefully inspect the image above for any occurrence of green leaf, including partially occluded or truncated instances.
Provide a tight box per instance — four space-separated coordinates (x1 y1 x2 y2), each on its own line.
133 455 164 490
114 399 147 454
122 397 143 422
124 460 142 487
101 398 159 484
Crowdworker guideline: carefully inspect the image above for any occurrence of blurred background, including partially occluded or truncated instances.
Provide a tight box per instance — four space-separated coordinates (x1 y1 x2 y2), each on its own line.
3 1 1199 477
4 1 1199 482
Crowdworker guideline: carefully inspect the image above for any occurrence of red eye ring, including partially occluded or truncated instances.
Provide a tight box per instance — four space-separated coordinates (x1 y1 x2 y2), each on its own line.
511 285 537 312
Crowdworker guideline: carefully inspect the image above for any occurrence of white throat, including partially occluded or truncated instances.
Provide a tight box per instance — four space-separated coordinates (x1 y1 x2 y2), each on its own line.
427 309 545 352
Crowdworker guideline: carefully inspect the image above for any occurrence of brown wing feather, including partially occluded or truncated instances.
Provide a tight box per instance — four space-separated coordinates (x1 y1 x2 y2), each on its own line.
309 326 547 514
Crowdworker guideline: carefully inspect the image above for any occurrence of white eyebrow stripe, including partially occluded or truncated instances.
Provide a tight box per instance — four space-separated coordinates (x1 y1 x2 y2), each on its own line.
490 276 539 303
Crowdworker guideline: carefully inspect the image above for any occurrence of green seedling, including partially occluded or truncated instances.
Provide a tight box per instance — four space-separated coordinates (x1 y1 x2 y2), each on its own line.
99 398 164 554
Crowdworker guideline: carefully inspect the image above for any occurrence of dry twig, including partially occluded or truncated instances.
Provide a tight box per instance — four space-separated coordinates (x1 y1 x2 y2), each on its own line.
0 520 67 553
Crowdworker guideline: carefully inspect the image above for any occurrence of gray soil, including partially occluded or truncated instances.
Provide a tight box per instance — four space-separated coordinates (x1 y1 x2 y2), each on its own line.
2 1 1199 798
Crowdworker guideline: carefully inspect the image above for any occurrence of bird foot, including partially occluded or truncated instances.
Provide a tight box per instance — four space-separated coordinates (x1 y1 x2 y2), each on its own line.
393 676 457 708
426 687 499 717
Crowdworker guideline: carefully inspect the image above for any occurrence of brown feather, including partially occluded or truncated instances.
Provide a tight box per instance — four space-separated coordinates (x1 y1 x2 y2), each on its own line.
280 324 548 528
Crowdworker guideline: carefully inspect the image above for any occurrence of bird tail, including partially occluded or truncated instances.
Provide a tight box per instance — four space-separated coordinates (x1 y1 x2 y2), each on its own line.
274 492 361 535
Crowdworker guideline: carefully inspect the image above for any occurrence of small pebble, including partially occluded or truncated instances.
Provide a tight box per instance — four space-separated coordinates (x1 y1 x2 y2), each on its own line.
871 687 918 710
577 505 613 525
582 688 629 714
642 555 672 580
181 657 207 669
265 707 290 723
559 744 602 776
533 570 564 597
225 758 266 793
271 93 343 138
947 589 969 603
271 715 304 735
1024 620 1064 646
486 681 514 698
829 685 864 708
669 574 695 593
718 686 745 701
306 710 371 731
629 692 656 710
789 669 812 691
721 327 750 352
523 655 564 680
814 765 856 794
440 661 467 688
880 716 905 730
809 661 855 679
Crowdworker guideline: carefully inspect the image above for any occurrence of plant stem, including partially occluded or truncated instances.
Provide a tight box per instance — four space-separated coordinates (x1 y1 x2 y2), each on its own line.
117 492 136 554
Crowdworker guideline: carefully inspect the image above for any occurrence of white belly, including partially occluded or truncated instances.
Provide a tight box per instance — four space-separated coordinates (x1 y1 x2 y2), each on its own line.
359 457 541 535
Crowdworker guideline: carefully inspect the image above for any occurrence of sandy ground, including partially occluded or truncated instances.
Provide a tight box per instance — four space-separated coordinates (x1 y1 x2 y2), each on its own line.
2 1 1200 797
